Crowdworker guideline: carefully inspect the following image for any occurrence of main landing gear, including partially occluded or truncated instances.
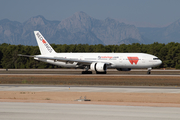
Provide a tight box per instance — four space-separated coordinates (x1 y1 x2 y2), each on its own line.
81 66 107 74
96 71 107 74
82 71 92 74
147 68 152 74
82 66 92 74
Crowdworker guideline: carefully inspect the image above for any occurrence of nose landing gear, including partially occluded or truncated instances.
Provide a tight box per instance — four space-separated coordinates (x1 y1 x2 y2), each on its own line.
147 68 152 74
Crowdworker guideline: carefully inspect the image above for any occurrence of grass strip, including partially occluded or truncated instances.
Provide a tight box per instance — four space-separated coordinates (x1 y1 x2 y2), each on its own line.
0 75 180 86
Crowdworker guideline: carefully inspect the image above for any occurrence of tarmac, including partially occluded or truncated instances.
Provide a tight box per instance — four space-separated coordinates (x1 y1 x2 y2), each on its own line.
0 102 180 120
0 69 180 119
0 68 180 76
0 85 180 93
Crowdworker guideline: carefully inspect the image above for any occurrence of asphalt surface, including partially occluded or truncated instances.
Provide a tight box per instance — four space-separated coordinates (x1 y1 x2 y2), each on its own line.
0 85 180 93
0 69 180 74
1 74 180 77
0 102 180 120
0 69 180 76
1 82 180 120
1 69 180 71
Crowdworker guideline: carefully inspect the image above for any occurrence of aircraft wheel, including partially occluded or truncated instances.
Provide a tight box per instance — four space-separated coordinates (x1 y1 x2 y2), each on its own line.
96 71 107 74
147 71 151 74
82 71 92 74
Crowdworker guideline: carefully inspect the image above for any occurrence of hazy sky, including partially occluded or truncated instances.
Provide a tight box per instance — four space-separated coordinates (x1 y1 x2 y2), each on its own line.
0 0 180 27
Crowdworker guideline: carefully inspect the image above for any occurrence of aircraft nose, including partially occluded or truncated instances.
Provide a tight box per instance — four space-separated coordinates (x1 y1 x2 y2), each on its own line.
159 60 162 65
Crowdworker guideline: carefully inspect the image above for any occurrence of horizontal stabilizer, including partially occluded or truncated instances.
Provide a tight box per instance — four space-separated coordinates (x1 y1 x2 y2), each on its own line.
18 54 34 57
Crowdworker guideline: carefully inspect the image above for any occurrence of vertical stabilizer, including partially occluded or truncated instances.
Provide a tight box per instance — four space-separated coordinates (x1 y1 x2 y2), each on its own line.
34 31 56 55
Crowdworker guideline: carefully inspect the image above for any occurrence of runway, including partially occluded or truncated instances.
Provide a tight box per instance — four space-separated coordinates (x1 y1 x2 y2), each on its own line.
0 85 180 119
1 74 180 77
0 102 180 120
0 69 180 76
0 85 180 93
0 69 180 120
0 69 180 119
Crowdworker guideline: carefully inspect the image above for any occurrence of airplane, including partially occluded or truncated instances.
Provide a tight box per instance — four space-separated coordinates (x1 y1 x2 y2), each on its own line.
19 31 162 74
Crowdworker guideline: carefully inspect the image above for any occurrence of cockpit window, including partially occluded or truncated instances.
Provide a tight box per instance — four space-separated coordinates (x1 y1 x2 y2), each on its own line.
153 58 159 60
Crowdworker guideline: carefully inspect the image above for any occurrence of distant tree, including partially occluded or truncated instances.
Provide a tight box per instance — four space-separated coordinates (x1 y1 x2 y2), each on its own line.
1 42 180 69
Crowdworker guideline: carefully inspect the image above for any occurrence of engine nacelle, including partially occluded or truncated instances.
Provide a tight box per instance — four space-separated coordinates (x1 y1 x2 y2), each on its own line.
90 62 107 72
116 68 131 71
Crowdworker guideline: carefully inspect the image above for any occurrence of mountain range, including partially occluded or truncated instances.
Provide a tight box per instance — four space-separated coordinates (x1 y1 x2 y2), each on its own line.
138 19 180 44
0 11 179 45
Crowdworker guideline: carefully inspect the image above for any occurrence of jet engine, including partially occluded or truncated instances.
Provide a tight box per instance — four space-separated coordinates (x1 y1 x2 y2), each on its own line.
116 68 131 71
90 62 107 72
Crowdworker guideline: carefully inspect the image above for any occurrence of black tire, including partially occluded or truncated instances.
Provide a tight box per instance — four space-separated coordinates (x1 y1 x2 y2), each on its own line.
96 71 107 74
147 71 151 74
82 71 92 74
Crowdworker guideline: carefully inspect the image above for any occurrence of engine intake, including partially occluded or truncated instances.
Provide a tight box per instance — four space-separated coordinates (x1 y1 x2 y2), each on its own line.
90 63 107 72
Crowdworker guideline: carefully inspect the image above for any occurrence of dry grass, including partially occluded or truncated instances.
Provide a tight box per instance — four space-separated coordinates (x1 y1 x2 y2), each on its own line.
1 70 180 75
0 75 180 86
1 91 180 107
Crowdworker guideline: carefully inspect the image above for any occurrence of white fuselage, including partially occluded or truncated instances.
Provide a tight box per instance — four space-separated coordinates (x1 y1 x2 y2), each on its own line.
35 52 162 69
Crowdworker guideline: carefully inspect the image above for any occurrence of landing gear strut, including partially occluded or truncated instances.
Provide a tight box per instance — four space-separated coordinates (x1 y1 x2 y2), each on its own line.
82 66 92 74
147 68 152 74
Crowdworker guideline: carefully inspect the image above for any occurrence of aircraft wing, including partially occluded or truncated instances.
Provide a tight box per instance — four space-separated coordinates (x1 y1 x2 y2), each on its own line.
19 54 112 66
34 56 112 66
